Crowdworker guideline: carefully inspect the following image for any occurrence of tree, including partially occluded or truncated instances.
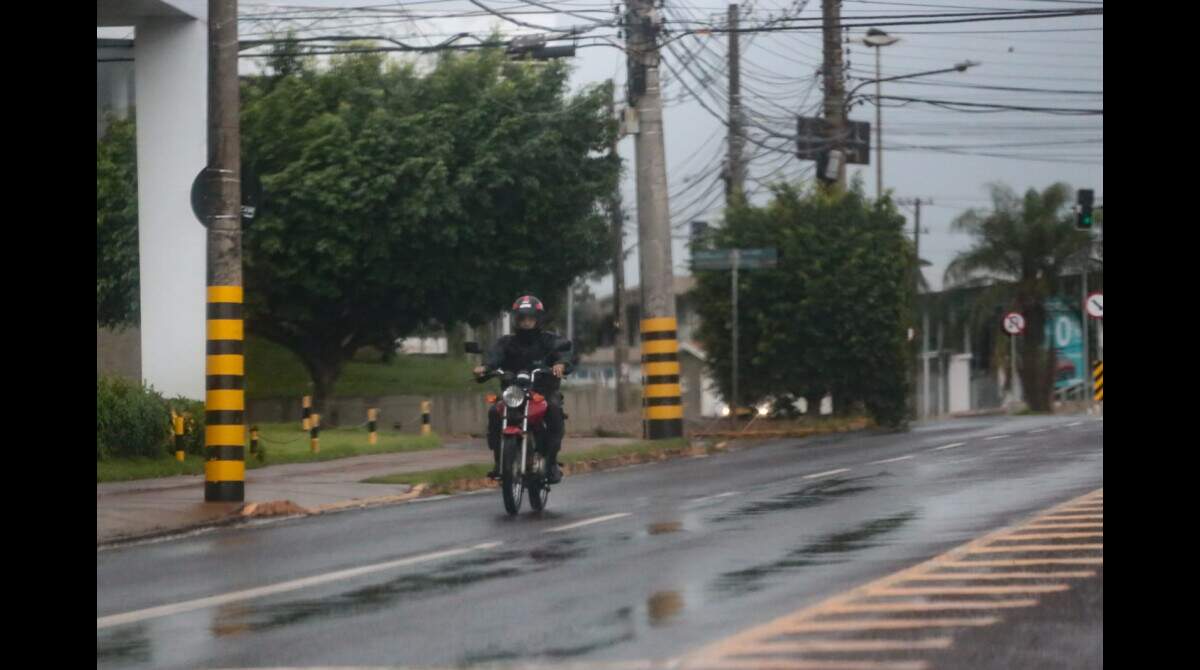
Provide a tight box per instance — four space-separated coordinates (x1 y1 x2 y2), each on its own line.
692 182 916 428
239 47 619 411
97 114 139 329
943 182 1091 412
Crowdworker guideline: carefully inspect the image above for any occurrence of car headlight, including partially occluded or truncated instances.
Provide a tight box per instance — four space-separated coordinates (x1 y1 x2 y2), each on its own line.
503 385 526 408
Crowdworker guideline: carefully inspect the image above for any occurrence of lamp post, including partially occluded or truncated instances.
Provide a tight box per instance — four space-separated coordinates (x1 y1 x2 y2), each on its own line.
845 58 980 200
861 29 899 201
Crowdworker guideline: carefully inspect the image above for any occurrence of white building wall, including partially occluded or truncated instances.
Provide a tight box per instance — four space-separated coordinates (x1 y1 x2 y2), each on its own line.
134 17 208 398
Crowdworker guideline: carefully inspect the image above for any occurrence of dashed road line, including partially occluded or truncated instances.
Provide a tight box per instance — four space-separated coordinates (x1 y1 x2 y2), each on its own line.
984 435 1010 441
97 541 503 629
931 442 966 451
749 639 954 653
1066 421 1084 427
804 468 851 480
868 455 915 465
902 571 1095 580
967 543 1103 553
544 512 632 533
1000 531 1102 540
869 585 1070 596
828 600 1038 613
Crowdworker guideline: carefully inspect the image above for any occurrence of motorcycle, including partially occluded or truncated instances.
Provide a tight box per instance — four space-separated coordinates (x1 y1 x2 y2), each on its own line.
465 341 571 515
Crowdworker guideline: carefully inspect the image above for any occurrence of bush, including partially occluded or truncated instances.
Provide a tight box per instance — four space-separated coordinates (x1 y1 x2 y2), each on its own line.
97 377 171 460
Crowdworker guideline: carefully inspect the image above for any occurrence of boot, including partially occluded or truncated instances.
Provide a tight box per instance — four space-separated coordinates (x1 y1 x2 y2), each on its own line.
488 448 501 480
545 450 562 484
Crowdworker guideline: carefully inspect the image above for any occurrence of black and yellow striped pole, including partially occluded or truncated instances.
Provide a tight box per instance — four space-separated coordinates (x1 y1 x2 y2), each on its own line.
641 317 684 439
310 413 320 453
173 412 185 462
368 408 379 445
421 401 432 436
1093 360 1103 402
302 395 312 431
205 285 245 502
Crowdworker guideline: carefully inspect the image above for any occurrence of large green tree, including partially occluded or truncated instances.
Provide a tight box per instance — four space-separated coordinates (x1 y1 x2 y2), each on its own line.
240 48 619 410
944 182 1091 412
692 182 916 428
97 115 139 329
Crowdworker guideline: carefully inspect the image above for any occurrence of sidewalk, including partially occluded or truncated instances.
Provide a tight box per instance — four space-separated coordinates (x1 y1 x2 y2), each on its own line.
97 436 635 546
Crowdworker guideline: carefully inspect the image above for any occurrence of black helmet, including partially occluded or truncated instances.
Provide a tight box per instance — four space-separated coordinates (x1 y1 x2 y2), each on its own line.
511 295 546 330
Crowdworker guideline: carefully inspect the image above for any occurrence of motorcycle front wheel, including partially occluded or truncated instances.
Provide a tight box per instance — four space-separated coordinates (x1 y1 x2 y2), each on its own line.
500 436 524 515
527 445 549 512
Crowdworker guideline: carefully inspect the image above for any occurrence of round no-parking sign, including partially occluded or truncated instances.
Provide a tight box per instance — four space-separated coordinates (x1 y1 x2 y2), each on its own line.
1002 311 1026 336
1085 292 1103 319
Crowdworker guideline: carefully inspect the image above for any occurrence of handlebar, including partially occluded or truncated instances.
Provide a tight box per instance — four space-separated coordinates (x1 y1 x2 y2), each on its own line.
474 366 560 384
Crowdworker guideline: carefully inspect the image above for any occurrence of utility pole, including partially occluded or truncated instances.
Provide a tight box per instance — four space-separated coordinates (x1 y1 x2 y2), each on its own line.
204 0 246 502
609 92 629 414
726 3 744 204
626 0 683 439
821 0 847 188
731 250 740 430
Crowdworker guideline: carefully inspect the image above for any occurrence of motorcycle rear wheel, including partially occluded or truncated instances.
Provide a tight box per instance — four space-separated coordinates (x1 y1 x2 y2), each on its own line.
500 436 524 515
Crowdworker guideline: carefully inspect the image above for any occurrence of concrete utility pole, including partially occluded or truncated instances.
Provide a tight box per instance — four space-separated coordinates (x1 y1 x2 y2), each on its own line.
821 0 847 188
626 0 683 439
726 3 745 204
204 0 246 502
609 92 629 414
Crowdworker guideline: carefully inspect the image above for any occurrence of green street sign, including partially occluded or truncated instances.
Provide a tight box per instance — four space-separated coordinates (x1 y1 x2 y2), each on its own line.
691 247 778 270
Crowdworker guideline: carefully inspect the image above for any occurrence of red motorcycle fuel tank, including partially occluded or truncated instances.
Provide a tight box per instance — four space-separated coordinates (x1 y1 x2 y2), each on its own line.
526 392 549 426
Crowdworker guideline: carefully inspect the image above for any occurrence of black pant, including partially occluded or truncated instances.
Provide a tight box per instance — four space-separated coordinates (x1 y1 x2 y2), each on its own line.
488 396 565 463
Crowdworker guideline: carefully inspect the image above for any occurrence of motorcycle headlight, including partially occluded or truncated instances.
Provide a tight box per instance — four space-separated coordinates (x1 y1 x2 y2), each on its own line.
503 385 526 408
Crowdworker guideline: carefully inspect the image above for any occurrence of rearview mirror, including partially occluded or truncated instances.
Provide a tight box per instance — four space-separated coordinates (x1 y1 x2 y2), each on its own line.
464 342 482 354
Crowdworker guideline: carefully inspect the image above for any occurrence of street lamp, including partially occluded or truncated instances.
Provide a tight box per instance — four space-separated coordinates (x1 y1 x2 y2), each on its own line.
860 29 899 201
844 49 981 201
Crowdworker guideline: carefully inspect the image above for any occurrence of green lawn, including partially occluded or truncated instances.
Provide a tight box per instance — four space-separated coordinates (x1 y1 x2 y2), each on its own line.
245 336 479 400
97 422 441 483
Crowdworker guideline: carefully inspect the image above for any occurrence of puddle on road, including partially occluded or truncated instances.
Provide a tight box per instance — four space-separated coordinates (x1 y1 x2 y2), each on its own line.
463 605 637 664
97 624 152 667
710 510 918 596
709 475 879 523
208 539 589 637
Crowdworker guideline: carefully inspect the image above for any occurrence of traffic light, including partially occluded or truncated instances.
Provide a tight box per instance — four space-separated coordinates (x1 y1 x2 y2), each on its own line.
1076 189 1094 230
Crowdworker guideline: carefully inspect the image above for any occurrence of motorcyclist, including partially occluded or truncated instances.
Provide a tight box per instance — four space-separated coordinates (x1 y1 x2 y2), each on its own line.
474 295 576 484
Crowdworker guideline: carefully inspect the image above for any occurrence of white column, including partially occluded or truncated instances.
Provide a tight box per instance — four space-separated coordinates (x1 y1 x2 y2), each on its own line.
134 17 208 399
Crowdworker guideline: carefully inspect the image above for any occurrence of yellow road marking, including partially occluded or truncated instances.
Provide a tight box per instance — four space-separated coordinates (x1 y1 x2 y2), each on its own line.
784 618 999 631
996 532 1103 540
828 600 1038 613
1026 522 1103 529
968 544 1103 553
901 571 1095 580
942 559 1102 567
690 661 929 670
748 639 953 653
869 585 1069 596
1036 514 1102 521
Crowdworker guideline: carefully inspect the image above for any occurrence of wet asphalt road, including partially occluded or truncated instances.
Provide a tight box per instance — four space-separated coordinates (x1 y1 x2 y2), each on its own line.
97 414 1102 669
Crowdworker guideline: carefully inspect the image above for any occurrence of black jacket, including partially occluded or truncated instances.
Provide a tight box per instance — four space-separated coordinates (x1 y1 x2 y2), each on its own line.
483 330 577 391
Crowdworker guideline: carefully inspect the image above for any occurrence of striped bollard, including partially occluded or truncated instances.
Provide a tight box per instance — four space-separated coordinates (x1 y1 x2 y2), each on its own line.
310 413 320 453
173 412 185 462
368 408 379 445
1093 360 1103 402
641 317 684 439
421 400 432 436
206 285 246 502
302 395 312 431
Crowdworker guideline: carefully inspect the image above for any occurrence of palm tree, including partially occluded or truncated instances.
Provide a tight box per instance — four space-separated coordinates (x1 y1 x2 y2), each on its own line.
944 182 1091 412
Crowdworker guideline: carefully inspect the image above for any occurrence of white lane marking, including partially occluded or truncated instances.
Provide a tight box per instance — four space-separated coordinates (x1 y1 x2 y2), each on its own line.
1028 429 1048 434
984 435 1010 441
932 442 966 451
869 455 915 465
544 512 632 533
804 468 850 480
98 542 503 630
1067 421 1083 427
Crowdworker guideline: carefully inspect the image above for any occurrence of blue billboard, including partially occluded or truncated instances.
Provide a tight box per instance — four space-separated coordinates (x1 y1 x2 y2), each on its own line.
1044 298 1084 391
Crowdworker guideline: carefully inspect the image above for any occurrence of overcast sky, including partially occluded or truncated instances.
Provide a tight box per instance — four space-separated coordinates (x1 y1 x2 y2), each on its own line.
101 0 1102 296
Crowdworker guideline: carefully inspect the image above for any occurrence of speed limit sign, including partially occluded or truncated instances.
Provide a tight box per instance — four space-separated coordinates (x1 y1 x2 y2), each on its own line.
1002 311 1026 336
